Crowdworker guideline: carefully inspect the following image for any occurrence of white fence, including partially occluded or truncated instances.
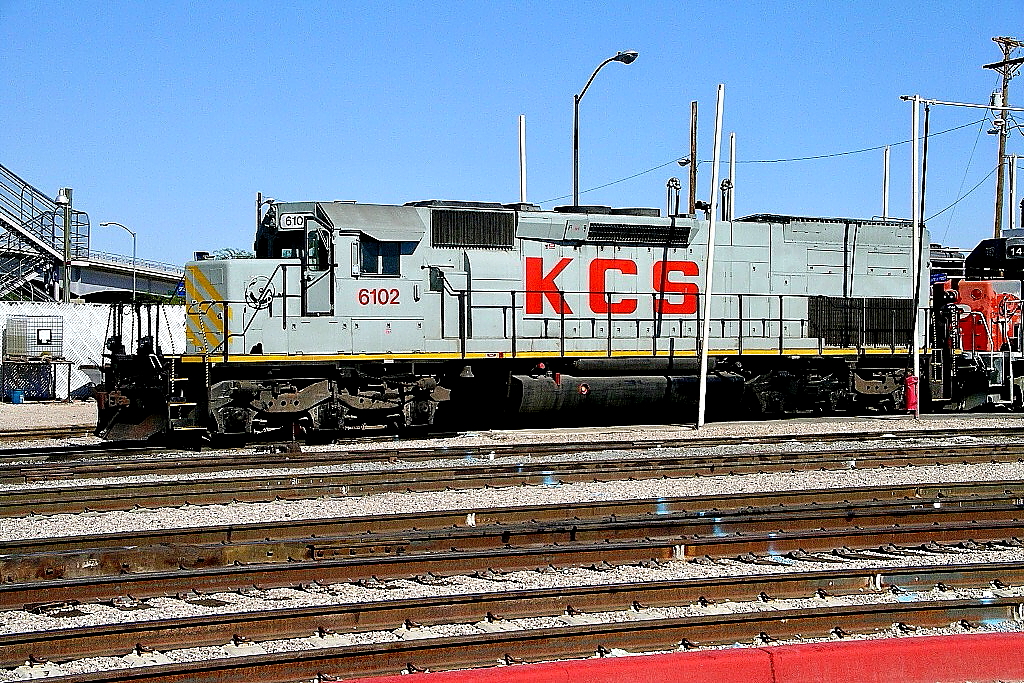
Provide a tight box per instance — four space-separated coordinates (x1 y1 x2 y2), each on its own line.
0 302 186 399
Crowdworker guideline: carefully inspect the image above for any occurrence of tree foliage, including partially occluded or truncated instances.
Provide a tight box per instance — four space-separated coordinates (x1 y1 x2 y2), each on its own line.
212 248 255 259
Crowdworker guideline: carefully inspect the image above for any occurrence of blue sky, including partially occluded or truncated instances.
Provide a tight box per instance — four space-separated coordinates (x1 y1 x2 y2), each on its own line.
1 1 1021 265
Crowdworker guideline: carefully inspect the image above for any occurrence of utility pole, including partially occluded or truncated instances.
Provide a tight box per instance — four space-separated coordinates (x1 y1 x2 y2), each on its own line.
983 36 1024 238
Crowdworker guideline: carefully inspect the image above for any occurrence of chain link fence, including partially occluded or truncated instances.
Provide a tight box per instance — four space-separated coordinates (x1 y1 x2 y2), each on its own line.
0 302 185 399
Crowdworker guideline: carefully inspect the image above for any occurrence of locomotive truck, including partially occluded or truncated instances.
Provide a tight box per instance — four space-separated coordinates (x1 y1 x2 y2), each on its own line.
94 194 1023 441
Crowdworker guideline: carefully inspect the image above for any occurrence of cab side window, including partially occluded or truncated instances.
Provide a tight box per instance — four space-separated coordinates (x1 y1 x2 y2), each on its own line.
360 238 400 276
307 228 331 271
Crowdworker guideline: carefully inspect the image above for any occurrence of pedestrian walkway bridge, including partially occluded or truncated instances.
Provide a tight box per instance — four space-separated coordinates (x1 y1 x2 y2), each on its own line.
0 162 183 301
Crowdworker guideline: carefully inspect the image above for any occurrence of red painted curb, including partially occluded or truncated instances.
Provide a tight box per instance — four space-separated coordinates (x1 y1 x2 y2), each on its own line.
356 633 1024 683
359 648 773 683
769 632 1024 683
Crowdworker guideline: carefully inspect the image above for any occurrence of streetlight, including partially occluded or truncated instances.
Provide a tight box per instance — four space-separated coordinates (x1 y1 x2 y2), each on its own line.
573 50 638 207
55 187 72 303
100 221 137 303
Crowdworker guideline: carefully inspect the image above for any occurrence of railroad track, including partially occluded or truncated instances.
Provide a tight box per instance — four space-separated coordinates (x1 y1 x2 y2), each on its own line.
0 424 94 444
5 478 1019 556
4 440 1024 516
2 560 1021 671
11 595 1023 682
5 425 1024 681
2 422 1023 484
4 481 1024 608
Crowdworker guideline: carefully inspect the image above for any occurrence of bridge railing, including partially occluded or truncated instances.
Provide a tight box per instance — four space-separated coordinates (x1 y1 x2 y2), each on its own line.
88 250 183 276
0 162 89 260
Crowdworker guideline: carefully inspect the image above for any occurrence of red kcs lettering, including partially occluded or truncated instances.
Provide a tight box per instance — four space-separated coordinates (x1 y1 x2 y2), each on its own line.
589 259 637 314
525 257 573 314
523 257 700 315
653 261 699 314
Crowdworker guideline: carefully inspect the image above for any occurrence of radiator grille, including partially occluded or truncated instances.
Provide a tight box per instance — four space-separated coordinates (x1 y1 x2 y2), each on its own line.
431 210 514 249
588 222 692 245
809 296 914 347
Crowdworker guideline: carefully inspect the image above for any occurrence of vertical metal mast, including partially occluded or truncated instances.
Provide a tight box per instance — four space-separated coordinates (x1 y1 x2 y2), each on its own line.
1011 154 1019 232
882 146 890 219
56 187 72 303
688 101 698 214
911 95 921 418
697 84 725 429
518 114 527 203
983 36 1024 238
728 132 736 219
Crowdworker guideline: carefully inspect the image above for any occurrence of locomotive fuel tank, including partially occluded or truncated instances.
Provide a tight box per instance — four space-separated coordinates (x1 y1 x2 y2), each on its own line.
511 372 742 415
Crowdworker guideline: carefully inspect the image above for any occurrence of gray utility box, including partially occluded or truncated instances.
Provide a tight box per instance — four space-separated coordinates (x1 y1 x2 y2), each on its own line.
3 316 63 357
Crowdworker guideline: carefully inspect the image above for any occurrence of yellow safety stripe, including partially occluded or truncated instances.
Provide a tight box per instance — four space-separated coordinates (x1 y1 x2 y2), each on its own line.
185 314 221 351
185 267 229 313
184 302 225 335
185 326 204 348
186 266 235 350
184 266 229 353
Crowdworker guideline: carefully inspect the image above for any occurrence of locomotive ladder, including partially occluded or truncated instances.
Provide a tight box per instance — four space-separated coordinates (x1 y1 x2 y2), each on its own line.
166 356 202 433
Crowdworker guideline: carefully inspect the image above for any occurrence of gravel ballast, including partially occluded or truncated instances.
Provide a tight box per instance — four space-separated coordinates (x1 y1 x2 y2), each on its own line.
3 412 1024 679
2 447 1024 541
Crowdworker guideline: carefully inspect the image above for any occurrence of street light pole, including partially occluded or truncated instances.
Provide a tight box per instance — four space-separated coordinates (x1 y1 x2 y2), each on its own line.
55 187 72 303
100 221 137 303
572 50 638 207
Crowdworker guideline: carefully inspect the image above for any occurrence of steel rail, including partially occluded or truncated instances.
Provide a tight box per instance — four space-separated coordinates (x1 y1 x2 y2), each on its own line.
1 561 1022 669
2 423 1024 483
5 441 1024 517
32 597 1024 683
4 506 1024 610
0 440 170 470
0 424 94 445
4 481 1024 587
5 478 1021 557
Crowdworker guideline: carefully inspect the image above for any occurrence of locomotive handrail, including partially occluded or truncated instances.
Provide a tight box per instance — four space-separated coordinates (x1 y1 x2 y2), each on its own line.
997 295 1023 351
459 288 913 358
957 309 997 366
186 298 259 362
188 272 913 361
184 299 226 356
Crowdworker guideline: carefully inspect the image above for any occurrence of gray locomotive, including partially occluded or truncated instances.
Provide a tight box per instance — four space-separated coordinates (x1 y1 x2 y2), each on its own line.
96 197 929 440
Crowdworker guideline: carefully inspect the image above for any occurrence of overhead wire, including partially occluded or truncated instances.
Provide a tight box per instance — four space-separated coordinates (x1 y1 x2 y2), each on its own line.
733 118 983 164
540 118 987 205
541 159 682 204
927 166 997 222
940 113 990 243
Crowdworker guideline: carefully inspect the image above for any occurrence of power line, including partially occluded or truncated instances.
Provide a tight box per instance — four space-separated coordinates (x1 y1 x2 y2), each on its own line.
541 159 680 204
540 118 986 205
733 118 983 164
927 166 997 221
941 115 990 243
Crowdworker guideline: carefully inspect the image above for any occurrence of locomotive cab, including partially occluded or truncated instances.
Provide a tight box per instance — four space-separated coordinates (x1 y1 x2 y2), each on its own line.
932 235 1024 410
175 200 444 438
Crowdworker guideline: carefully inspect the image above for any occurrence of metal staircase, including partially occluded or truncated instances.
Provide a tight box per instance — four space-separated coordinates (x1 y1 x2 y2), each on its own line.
0 252 52 300
0 162 89 300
